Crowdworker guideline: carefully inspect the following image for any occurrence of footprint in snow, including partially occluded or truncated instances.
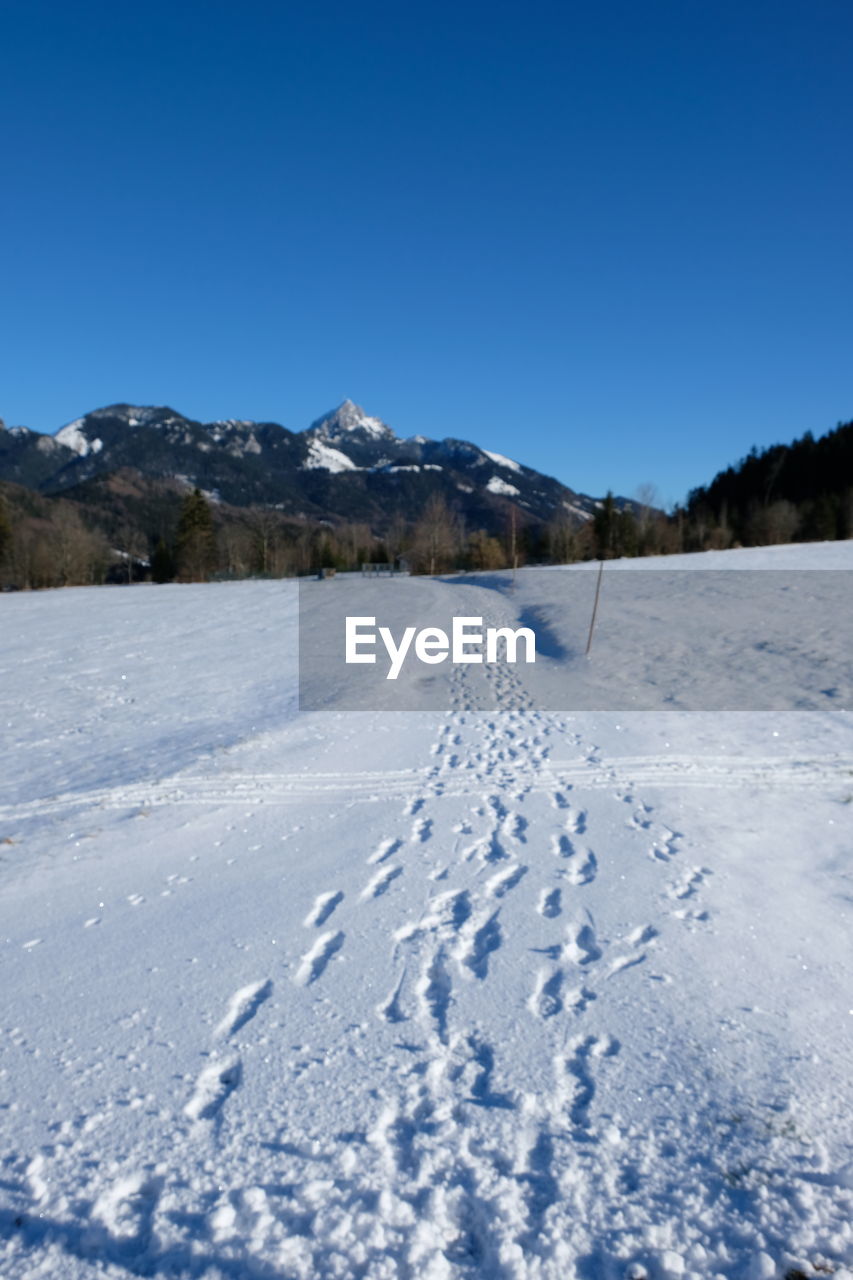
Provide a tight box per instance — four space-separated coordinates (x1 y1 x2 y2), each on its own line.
416 949 452 1043
605 952 647 980
455 909 502 980
294 931 345 986
627 924 658 946
529 968 564 1019
673 906 710 924
667 867 711 900
564 984 597 1016
361 865 403 900
649 826 683 862
395 889 472 942
563 920 602 966
184 1054 242 1121
538 887 562 919
564 807 587 835
368 837 402 866
457 1033 515 1109
502 811 528 841
303 890 344 928
92 1171 163 1247
214 979 273 1039
411 817 433 843
560 845 597 886
552 834 597 883
486 863 527 899
558 1034 620 1130
551 832 574 858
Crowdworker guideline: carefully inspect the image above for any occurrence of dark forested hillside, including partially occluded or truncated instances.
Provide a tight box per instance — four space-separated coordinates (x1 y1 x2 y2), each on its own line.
683 421 853 547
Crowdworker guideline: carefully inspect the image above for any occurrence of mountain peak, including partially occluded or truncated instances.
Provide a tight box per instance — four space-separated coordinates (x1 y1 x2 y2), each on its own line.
308 400 395 442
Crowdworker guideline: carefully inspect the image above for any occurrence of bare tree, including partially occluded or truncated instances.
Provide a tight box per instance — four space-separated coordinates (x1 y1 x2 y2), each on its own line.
246 507 281 576
385 512 410 566
341 521 373 569
54 505 109 585
412 495 463 575
546 512 588 564
467 529 506 570
116 523 148 582
219 522 255 578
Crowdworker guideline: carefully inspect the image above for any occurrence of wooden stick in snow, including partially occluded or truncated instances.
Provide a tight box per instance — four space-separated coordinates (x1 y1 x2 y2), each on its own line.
585 560 605 656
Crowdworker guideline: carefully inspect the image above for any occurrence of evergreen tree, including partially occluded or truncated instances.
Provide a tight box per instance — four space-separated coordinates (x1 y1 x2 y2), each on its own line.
175 489 217 581
593 492 618 559
0 496 11 564
150 538 176 583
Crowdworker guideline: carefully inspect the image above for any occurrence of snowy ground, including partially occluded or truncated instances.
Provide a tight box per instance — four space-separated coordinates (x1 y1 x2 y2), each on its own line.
1 543 852 1280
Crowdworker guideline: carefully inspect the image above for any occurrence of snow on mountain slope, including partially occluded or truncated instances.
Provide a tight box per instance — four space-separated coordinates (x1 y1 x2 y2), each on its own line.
303 437 360 472
54 421 103 457
486 474 521 496
482 448 522 473
0 544 852 1280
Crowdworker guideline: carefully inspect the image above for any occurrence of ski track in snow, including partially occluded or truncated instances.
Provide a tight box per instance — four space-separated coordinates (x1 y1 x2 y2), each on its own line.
3 570 853 1280
2 754 851 822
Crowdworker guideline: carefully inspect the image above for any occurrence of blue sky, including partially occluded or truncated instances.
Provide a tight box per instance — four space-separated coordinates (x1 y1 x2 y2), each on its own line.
2 0 851 507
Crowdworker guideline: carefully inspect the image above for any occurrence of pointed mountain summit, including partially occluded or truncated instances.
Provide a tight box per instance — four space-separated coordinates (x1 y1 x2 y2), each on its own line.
308 400 395 443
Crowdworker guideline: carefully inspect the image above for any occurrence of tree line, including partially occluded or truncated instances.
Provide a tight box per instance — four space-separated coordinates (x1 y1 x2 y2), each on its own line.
0 480 845 591
680 420 853 550
0 483 679 587
1 419 850 588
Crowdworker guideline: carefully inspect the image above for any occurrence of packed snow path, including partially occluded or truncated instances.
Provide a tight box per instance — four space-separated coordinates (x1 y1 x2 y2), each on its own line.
0 547 852 1279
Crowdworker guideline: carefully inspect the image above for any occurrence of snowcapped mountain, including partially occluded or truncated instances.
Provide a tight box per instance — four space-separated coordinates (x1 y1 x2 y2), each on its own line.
0 400 616 534
308 399 396 444
0 420 77 488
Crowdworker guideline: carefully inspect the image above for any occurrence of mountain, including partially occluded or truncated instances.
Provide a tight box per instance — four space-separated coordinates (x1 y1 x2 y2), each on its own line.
0 400 611 534
0 419 77 489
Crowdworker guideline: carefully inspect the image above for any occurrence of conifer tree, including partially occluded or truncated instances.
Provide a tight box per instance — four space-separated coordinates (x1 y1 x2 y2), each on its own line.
175 489 217 581
0 496 11 564
593 492 617 559
151 538 176 583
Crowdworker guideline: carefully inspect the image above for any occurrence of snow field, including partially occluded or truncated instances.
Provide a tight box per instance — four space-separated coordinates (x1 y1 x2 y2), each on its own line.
0 543 851 1278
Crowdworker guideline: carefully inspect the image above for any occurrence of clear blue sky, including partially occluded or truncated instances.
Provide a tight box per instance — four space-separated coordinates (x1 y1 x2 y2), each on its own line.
2 0 851 507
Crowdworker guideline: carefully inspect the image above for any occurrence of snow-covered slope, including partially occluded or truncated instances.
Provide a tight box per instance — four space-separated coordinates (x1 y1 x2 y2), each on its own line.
1 544 852 1279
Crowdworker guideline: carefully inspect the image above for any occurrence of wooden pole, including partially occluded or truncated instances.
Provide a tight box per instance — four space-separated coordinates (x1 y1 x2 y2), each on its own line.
510 506 517 591
585 560 605 656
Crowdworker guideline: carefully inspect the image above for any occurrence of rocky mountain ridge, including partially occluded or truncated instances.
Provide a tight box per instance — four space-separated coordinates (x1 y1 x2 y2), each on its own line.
0 399 608 533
